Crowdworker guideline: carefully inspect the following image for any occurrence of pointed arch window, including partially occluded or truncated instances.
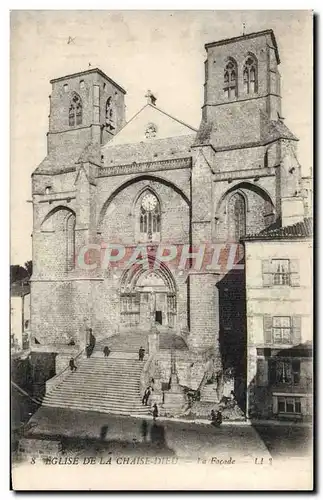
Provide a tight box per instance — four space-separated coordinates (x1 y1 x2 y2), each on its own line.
66 213 76 271
106 97 115 131
224 59 237 99
243 56 257 94
139 192 161 241
228 193 246 241
69 94 82 127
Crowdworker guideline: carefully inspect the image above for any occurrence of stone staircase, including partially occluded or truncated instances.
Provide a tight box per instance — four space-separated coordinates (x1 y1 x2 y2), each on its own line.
42 356 150 416
93 333 148 355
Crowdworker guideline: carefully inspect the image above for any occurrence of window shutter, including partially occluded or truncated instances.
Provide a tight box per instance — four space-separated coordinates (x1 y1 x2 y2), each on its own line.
290 259 300 287
292 316 302 345
256 358 268 386
263 315 272 344
262 260 272 287
272 396 278 414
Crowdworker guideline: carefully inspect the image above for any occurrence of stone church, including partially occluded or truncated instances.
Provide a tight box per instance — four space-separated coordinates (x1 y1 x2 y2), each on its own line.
31 29 308 411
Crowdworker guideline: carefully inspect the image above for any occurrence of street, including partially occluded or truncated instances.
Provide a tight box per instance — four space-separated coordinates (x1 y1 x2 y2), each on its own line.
14 406 310 465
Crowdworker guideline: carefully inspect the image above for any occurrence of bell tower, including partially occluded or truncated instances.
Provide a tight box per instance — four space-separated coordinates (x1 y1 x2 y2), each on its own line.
202 29 282 148
47 68 126 154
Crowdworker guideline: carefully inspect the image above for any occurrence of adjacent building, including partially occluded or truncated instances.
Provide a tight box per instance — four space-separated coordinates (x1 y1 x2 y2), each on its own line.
10 280 31 352
244 218 313 421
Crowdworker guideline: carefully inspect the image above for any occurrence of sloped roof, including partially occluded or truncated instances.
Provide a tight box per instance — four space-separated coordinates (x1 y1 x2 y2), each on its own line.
262 119 298 142
33 142 102 175
102 134 195 167
194 116 297 149
244 217 313 241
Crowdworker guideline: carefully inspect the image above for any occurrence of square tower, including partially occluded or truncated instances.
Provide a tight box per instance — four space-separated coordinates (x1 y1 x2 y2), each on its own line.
203 29 281 147
47 68 126 154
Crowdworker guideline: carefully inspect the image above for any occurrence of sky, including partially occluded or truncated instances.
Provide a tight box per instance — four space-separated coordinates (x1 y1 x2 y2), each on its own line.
10 10 313 265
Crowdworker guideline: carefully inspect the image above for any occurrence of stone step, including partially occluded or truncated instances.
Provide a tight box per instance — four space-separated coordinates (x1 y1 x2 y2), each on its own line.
45 349 148 416
43 394 146 407
51 385 140 397
43 402 149 415
43 396 144 407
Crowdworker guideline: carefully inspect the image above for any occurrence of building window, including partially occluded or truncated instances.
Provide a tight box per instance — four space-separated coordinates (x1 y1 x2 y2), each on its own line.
45 186 52 195
272 259 290 285
140 192 161 241
63 84 69 93
80 80 85 89
106 97 116 131
277 397 301 414
224 59 237 99
269 359 300 384
228 192 246 240
243 56 257 94
69 93 82 127
272 316 292 344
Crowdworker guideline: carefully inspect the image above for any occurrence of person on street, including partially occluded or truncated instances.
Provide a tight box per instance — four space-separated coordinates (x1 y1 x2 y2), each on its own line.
152 403 159 421
69 358 77 372
103 346 111 357
211 409 222 427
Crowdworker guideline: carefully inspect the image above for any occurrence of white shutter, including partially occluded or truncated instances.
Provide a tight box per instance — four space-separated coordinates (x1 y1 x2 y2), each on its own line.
292 316 302 345
290 259 300 287
263 315 273 344
262 260 272 287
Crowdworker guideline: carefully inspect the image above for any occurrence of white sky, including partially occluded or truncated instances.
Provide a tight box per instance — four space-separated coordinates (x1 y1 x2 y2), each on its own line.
10 10 313 265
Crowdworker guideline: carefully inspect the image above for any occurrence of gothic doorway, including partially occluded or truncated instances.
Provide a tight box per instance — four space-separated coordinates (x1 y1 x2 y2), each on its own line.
120 262 177 329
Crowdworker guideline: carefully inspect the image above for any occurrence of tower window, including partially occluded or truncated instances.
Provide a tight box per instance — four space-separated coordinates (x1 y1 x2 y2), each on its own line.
223 59 237 99
228 192 246 240
106 97 116 131
69 93 83 127
243 56 258 94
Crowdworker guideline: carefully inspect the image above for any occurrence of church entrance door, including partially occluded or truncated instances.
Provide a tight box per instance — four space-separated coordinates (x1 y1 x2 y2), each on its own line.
120 267 176 330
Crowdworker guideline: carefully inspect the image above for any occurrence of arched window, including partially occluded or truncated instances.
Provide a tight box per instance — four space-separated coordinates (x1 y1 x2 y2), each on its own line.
139 192 161 241
243 56 257 94
66 213 76 271
106 97 115 131
69 94 82 127
224 59 237 99
228 193 246 241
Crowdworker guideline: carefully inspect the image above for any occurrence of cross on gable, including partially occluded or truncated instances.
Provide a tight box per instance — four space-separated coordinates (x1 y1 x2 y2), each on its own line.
145 89 157 106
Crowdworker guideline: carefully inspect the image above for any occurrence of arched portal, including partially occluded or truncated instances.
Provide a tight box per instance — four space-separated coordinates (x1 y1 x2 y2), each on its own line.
120 260 177 329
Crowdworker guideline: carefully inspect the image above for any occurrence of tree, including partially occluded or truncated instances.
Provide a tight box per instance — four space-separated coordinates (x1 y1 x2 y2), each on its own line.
10 265 28 284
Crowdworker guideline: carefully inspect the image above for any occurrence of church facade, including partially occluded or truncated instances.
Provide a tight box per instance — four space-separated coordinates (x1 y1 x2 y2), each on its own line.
31 30 309 400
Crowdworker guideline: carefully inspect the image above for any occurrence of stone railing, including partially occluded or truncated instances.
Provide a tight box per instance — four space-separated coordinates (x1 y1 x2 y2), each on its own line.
45 348 84 395
139 353 156 398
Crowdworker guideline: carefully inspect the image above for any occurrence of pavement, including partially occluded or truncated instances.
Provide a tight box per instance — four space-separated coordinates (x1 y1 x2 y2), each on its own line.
22 406 271 463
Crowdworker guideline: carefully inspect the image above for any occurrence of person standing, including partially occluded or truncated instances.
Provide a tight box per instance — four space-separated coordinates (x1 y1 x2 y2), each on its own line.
103 346 110 357
138 346 145 361
152 403 158 421
69 358 77 372
142 385 153 406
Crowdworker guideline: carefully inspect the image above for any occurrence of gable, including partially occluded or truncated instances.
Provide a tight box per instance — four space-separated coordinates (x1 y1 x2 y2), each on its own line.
103 104 197 148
